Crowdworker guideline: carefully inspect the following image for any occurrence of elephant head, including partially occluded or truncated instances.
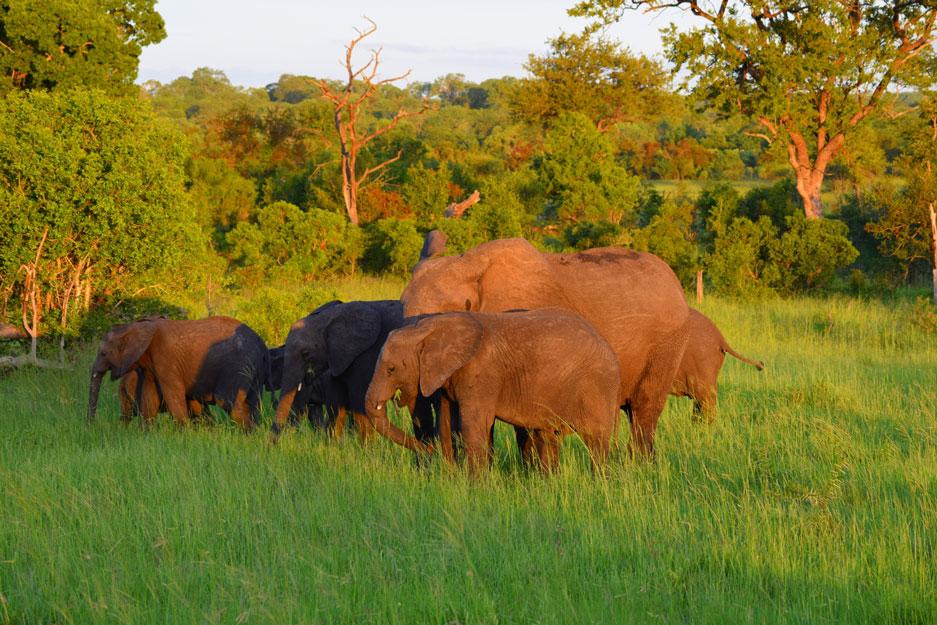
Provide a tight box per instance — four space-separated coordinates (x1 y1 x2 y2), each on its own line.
365 314 482 453
400 238 567 317
271 301 382 435
88 319 160 421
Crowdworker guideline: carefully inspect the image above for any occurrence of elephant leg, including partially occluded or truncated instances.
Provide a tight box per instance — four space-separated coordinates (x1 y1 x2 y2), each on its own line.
138 375 161 426
230 388 253 431
352 411 373 442
580 430 611 475
119 380 135 424
161 384 190 427
514 427 540 467
460 408 495 476
188 399 205 419
436 397 456 464
533 430 561 473
692 385 718 424
629 331 688 460
332 406 348 437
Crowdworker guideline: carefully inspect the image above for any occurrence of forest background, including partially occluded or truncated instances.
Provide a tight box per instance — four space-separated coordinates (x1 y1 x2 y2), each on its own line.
2 0 937 350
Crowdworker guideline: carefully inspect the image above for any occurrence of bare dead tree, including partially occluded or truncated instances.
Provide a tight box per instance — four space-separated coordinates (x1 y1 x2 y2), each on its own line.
18 227 48 364
315 18 427 224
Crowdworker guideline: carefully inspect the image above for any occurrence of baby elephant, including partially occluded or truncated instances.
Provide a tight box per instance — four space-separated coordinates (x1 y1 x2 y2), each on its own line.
671 309 765 421
365 309 621 474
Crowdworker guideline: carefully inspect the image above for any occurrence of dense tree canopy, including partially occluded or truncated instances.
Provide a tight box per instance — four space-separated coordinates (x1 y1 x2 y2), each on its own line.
0 89 197 333
0 0 165 95
570 0 937 219
513 32 677 127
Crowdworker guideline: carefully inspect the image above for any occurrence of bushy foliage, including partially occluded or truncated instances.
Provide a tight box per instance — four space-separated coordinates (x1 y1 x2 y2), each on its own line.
705 214 858 297
438 179 526 254
631 199 700 285
736 179 801 228
770 216 859 293
0 0 166 95
188 157 257 231
0 88 200 332
705 216 779 299
226 203 361 285
361 218 423 277
535 112 641 224
229 283 340 345
402 162 451 228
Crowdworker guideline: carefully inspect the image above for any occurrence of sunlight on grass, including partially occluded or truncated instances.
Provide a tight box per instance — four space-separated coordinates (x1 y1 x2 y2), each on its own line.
1 290 935 624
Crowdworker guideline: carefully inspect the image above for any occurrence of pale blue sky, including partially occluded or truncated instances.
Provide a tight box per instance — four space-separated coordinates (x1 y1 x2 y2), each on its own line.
138 0 691 87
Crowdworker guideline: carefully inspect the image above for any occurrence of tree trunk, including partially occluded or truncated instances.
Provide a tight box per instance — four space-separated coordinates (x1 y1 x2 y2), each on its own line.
340 156 358 225
794 170 824 219
929 202 937 305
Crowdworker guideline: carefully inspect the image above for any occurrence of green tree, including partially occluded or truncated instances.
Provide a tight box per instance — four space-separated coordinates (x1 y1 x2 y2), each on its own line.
770 216 859 292
0 88 197 337
226 202 361 284
402 162 451 228
535 112 641 224
361 218 422 276
705 216 779 298
632 199 701 285
571 0 937 218
865 99 937 279
0 0 166 94
513 31 675 128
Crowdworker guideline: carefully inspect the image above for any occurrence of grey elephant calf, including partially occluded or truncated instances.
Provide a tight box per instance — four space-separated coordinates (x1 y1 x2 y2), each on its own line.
671 309 765 421
365 309 621 474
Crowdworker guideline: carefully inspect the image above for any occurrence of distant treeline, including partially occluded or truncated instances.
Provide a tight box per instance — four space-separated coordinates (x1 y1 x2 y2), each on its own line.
1 3 935 347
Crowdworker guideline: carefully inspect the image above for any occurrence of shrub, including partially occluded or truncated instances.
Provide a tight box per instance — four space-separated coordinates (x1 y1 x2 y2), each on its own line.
402 162 451 228
737 179 800 228
226 202 361 285
230 283 340 345
535 112 641 224
631 199 701 285
362 218 423 276
706 216 778 299
770 216 859 293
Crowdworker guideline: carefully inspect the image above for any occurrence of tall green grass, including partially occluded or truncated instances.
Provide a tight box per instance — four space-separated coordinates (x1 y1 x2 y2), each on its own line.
1 290 935 624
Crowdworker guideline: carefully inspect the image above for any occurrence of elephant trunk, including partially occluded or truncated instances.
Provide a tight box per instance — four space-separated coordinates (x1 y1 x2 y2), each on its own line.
272 386 298 437
88 370 104 421
270 350 307 440
365 382 432 455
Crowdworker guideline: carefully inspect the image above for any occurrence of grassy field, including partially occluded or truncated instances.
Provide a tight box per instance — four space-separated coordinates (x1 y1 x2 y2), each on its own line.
1 285 935 624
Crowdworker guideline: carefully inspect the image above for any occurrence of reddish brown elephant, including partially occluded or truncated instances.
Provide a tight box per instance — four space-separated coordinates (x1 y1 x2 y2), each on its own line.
671 309 764 422
117 367 210 425
88 316 268 430
400 237 689 458
365 309 621 474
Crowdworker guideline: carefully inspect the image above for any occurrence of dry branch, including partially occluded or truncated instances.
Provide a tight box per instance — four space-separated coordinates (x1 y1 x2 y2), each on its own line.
445 190 481 218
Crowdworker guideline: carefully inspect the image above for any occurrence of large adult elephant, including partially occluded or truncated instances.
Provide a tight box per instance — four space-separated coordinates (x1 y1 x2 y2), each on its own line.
88 316 269 430
270 300 438 447
400 237 690 458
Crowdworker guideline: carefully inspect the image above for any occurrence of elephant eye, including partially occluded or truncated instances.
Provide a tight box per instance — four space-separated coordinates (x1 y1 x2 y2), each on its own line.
464 299 472 311
387 365 395 374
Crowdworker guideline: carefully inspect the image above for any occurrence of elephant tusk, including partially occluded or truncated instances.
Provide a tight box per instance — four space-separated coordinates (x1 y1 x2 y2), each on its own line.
297 382 302 391
376 403 383 411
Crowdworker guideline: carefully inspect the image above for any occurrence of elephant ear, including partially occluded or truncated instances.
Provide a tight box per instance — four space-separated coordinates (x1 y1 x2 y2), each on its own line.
325 303 383 376
111 321 159 379
418 314 483 397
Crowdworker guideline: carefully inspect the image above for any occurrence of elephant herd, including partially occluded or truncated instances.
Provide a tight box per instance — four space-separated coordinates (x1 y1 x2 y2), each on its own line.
87 236 764 473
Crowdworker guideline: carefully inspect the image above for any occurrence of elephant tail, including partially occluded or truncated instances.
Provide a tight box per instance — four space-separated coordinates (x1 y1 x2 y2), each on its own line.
722 343 765 371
